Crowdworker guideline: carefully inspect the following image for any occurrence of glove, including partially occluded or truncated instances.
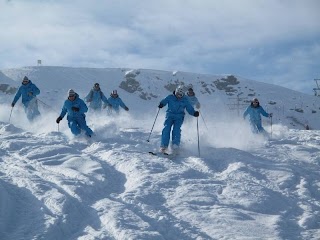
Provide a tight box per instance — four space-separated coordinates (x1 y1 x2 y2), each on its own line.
269 113 273 118
28 92 33 96
194 111 199 117
72 106 80 112
158 103 164 108
11 103 15 107
196 103 201 109
125 107 129 111
56 116 62 124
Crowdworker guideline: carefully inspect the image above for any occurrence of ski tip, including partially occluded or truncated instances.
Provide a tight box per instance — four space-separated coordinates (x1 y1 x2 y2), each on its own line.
149 151 171 156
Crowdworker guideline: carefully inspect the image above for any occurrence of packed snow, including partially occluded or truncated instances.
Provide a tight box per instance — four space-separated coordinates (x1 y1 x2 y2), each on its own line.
0 67 319 239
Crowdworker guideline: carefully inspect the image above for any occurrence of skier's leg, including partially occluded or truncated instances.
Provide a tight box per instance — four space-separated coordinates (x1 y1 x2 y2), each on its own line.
161 117 173 148
77 115 93 137
25 99 40 121
172 117 184 146
68 120 81 135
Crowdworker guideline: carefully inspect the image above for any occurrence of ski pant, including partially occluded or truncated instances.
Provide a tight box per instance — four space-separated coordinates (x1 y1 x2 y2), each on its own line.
161 115 184 148
67 115 93 137
24 98 40 121
250 120 265 134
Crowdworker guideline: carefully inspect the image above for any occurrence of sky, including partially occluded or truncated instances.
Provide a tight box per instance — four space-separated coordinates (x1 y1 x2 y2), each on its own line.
1 0 320 94
1 67 320 239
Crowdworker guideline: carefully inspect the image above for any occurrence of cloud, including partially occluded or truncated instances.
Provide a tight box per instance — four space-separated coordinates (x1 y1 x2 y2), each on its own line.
0 0 319 93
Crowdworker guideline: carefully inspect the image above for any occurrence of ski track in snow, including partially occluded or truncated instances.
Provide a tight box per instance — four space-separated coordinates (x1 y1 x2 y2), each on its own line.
1 121 320 240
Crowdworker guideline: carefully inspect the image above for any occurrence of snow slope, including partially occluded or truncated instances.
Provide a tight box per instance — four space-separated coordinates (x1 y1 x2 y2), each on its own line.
0 67 319 239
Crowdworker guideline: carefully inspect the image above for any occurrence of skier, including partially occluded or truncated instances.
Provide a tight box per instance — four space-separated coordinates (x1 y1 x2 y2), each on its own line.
105 90 129 113
186 88 200 109
243 98 272 134
85 83 110 111
158 86 199 153
11 76 41 121
56 89 93 137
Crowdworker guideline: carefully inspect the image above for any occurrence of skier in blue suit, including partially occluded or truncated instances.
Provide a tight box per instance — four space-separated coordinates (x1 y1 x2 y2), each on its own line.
243 98 272 133
106 90 129 113
85 83 110 111
56 89 93 137
158 86 199 153
11 76 41 121
186 88 200 109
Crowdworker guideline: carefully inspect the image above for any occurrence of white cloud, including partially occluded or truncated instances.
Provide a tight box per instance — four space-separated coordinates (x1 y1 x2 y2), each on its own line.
0 0 319 93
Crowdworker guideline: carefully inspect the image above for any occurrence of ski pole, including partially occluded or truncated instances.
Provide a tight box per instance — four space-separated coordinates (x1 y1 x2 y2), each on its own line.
197 116 200 157
270 115 273 139
37 98 59 113
147 108 161 142
200 111 209 131
9 107 13 123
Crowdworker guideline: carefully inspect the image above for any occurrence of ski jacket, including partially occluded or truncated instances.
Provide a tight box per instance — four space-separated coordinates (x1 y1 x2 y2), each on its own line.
186 95 200 108
107 96 127 112
12 80 40 107
59 93 88 119
243 104 269 125
85 89 109 110
160 93 196 118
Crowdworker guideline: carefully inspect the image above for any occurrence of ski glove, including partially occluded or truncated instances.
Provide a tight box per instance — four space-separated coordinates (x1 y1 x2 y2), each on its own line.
194 111 199 117
125 107 129 111
72 107 80 112
158 103 164 108
11 103 15 107
269 113 273 117
56 116 62 124
28 92 33 96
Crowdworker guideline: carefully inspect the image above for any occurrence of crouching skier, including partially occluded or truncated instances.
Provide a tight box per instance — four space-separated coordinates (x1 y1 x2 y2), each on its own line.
56 89 93 137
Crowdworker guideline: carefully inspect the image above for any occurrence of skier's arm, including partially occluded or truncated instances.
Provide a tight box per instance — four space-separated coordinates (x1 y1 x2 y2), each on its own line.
79 99 89 114
59 102 68 118
85 91 92 102
31 84 40 96
259 107 269 117
118 98 127 109
12 88 22 105
185 100 196 116
101 93 110 105
159 96 170 107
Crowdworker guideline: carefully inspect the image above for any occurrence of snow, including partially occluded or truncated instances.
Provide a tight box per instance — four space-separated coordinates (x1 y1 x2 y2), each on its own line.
0 67 320 239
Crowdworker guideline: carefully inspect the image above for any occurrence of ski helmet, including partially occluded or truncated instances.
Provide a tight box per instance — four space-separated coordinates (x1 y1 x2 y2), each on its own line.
22 76 29 84
68 89 76 97
175 86 184 98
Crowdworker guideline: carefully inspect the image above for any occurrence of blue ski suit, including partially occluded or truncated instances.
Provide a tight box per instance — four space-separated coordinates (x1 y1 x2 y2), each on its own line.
159 93 197 148
107 96 128 113
12 80 41 121
85 88 110 111
243 103 270 133
58 94 93 137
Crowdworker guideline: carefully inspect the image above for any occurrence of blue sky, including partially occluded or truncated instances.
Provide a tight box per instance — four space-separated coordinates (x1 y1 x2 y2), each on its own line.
1 0 319 94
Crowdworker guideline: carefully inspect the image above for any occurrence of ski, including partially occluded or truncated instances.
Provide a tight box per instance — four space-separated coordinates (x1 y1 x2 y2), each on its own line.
149 151 170 156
